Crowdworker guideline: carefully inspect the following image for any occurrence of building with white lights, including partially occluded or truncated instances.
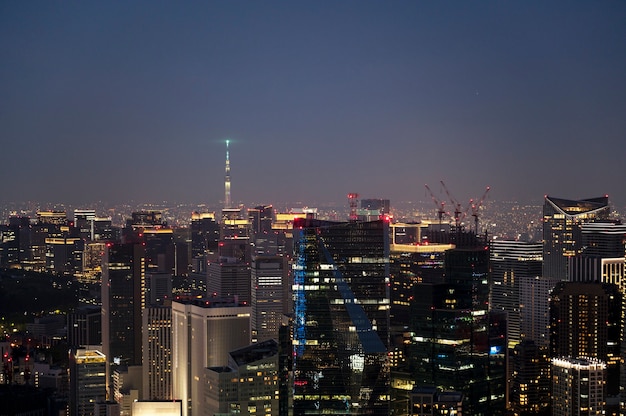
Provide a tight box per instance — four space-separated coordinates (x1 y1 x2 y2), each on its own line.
172 297 251 416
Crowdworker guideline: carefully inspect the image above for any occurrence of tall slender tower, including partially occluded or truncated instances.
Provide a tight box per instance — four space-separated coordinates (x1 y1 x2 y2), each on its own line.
224 139 231 209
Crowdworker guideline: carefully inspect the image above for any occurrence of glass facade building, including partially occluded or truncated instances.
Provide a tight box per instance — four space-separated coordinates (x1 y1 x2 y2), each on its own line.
291 218 390 415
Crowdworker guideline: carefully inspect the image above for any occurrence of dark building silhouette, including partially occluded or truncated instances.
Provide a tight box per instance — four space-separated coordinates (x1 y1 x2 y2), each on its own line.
409 238 506 415
101 241 145 388
68 305 102 348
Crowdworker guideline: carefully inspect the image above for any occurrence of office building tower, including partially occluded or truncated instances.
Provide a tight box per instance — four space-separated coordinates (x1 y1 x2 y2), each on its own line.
389 222 452 326
569 221 626 283
542 196 610 280
101 242 145 381
251 255 287 342
74 209 97 241
190 212 219 272
143 304 172 401
549 281 621 410
248 205 278 255
113 365 142 416
127 211 164 229
146 272 172 305
509 340 550 415
490 240 542 348
37 210 68 226
68 306 102 348
410 243 507 415
172 297 251 416
551 357 606 416
69 348 107 416
142 228 175 274
207 257 252 304
519 275 560 348
291 218 390 415
204 339 279 416
45 236 84 275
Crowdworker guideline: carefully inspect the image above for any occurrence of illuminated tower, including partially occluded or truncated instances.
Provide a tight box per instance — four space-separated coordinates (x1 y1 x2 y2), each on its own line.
224 139 231 209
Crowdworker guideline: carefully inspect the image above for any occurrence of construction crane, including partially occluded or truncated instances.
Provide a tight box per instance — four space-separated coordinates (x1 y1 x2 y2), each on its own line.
424 184 447 225
471 186 491 233
440 180 472 228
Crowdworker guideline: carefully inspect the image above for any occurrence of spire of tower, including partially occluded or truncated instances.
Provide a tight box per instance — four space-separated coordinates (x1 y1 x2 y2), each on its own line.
224 139 231 208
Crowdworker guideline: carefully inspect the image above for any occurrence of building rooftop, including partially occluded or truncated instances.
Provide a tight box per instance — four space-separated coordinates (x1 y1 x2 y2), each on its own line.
230 339 278 367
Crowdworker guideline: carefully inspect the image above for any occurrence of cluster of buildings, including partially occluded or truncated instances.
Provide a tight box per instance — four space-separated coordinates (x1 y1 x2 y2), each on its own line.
0 145 624 415
0 193 624 416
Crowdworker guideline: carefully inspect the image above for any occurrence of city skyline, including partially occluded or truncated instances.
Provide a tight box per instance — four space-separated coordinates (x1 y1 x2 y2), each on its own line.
2 2 625 207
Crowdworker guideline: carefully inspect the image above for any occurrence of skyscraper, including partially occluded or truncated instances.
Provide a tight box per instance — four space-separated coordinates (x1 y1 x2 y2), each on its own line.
204 339 280 416
251 255 288 342
410 246 507 416
551 357 606 416
171 297 251 416
542 196 610 280
101 242 145 391
69 348 107 416
68 305 102 349
549 281 621 411
142 304 172 401
509 340 550 415
489 240 542 348
291 218 390 415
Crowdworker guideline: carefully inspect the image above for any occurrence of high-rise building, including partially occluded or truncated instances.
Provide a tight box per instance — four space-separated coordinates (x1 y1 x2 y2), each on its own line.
519 275 560 348
101 242 145 391
251 255 287 342
69 348 107 416
509 340 550 415
204 339 279 416
190 212 219 272
551 357 606 416
489 240 542 348
142 304 172 401
410 241 507 415
569 221 626 283
549 281 621 410
291 218 390 415
542 196 610 280
146 272 172 305
112 365 142 416
207 257 252 304
68 305 102 348
171 297 251 416
74 209 97 241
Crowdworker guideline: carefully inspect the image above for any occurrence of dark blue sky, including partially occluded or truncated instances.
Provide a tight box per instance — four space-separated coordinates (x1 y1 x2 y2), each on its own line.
2 1 625 208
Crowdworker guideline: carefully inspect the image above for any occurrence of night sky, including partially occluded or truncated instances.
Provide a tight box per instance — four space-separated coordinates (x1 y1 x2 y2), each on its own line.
2 1 625 208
